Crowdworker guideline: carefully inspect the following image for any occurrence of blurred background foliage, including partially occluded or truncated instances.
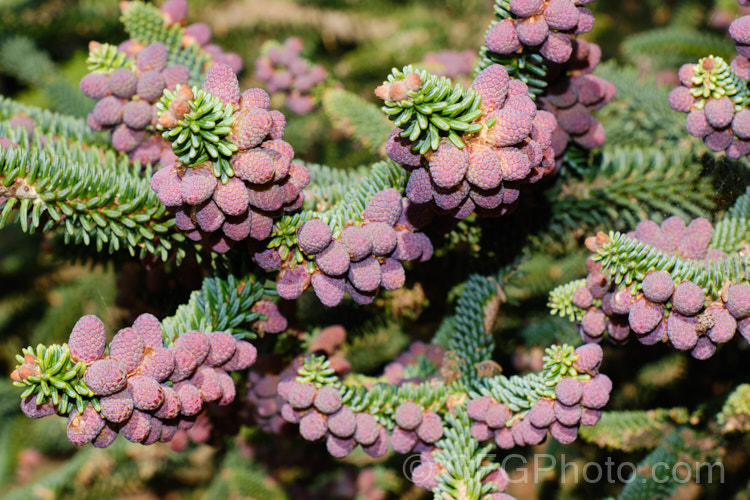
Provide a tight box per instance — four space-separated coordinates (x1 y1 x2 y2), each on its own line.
2 0 750 499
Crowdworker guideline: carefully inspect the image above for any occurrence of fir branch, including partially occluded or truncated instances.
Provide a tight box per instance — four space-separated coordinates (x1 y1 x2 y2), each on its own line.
717 384 750 434
432 315 455 351
618 429 719 500
711 187 750 253
340 319 410 374
160 273 267 342
618 432 684 500
378 65 483 154
205 445 289 500
515 315 581 347
560 143 594 178
43 79 96 119
270 159 407 263
296 355 454 429
402 354 443 381
342 379 453 429
578 408 690 452
449 274 503 388
4 447 95 500
635 354 687 390
591 230 750 299
689 56 750 109
0 36 55 87
470 344 584 414
322 87 393 153
86 42 135 73
0 95 102 145
622 27 736 70
505 250 589 301
482 143 711 260
594 62 685 148
302 162 368 212
52 439 192 500
0 127 194 262
120 0 210 84
11 343 95 415
29 267 117 347
474 0 550 97
432 406 499 500
0 413 13 487
0 37 93 118
156 85 237 177
323 159 407 229
540 144 715 247
476 45 548 98
726 187 750 220
472 372 552 413
548 279 590 323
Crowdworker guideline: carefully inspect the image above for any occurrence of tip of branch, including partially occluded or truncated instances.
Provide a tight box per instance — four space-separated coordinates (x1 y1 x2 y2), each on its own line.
375 76 419 102
169 98 191 120
176 85 194 101
158 110 178 129
585 232 609 252
404 72 422 92
388 81 409 102
374 84 391 101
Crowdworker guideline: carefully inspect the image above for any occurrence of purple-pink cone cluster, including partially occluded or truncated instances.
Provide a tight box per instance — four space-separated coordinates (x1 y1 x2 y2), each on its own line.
246 358 301 434
25 313 257 447
120 0 243 74
539 40 614 160
280 381 443 460
389 64 557 220
84 0 242 165
250 299 289 336
485 0 596 64
390 400 445 454
255 37 327 115
468 345 607 448
245 328 350 434
257 189 433 307
668 57 750 159
572 217 750 359
150 65 311 254
80 42 186 164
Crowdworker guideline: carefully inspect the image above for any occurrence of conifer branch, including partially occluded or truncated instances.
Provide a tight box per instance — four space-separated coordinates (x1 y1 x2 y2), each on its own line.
0 125 195 262
545 145 715 244
432 407 500 500
120 0 210 83
618 429 720 500
321 88 392 153
578 408 690 452
622 27 736 70
475 0 550 97
159 273 268 342
0 96 102 145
